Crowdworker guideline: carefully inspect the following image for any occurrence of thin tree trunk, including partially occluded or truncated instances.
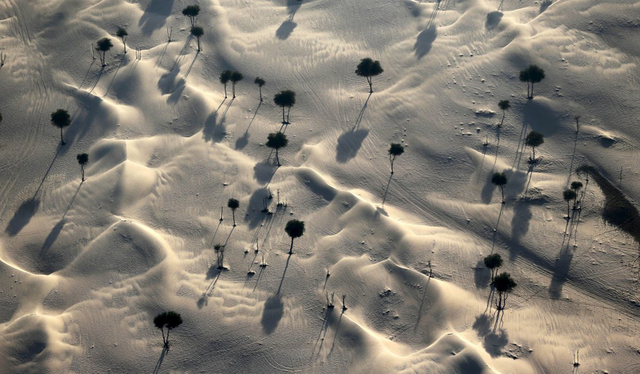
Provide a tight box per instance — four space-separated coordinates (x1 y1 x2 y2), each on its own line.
81 165 85 181
197 37 201 52
567 201 571 218
500 111 505 126
160 327 166 346
289 237 294 254
60 127 64 145
532 147 536 161
259 86 262 101
530 82 534 98
368 77 373 93
232 83 236 98
165 329 171 347
232 210 236 226
275 149 280 166
390 155 395 174
224 84 227 98
287 106 291 123
282 106 285 123
500 186 504 203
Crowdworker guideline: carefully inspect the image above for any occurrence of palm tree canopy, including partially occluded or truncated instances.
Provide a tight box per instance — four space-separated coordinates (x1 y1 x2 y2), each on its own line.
220 70 233 84
355 58 384 77
285 219 305 239
498 100 510 111
191 26 204 37
570 181 583 191
563 189 577 202
77 153 89 165
50 109 71 129
182 5 200 17
483 253 503 270
153 313 167 329
96 38 113 52
165 311 183 330
266 132 288 150
230 71 243 83
491 172 507 187
525 131 544 148
116 27 128 38
274 90 296 108
493 272 516 293
227 198 239 210
254 77 265 87
527 65 545 83
388 143 404 157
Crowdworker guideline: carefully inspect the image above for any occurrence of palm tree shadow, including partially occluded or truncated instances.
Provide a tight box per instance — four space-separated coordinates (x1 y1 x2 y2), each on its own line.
261 293 284 334
336 128 369 164
485 11 503 30
327 310 345 357
103 55 128 98
548 241 574 299
236 102 262 150
77 59 96 90
198 269 222 309
182 51 200 80
414 25 437 59
381 173 394 206
414 276 431 330
511 198 533 244
5 198 40 236
253 160 278 185
276 20 297 40
39 182 83 257
474 259 490 289
152 346 169 374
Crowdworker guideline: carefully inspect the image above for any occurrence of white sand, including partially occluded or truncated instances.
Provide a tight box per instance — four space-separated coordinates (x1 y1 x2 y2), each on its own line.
1 0 639 372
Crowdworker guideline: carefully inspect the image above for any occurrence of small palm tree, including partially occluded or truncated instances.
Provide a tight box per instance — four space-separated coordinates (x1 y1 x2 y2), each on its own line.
285 219 305 255
96 38 113 67
266 132 288 166
388 143 404 175
483 253 503 283
254 77 266 102
563 189 577 218
230 71 243 98
355 58 384 93
182 5 200 27
274 90 296 124
220 70 232 98
116 27 128 54
525 131 544 162
520 65 545 99
498 100 510 127
153 311 183 348
51 109 71 145
191 26 204 52
77 153 89 181
493 272 516 310
491 172 508 203
227 198 239 226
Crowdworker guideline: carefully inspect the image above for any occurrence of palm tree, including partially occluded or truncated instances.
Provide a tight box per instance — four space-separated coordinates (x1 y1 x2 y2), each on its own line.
355 58 384 93
498 100 510 127
116 27 128 54
525 131 544 162
51 109 71 145
483 253 503 283
220 70 232 98
182 5 200 27
254 77 266 102
96 38 113 67
491 172 508 203
153 311 183 348
388 143 404 175
77 153 89 181
230 71 243 98
266 132 288 166
274 90 296 124
227 198 239 226
520 65 545 99
563 189 577 218
493 272 516 310
284 219 305 254
191 26 204 52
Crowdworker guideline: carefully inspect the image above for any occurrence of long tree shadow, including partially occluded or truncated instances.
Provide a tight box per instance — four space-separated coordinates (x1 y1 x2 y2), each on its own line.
203 99 227 142
103 55 128 98
485 11 503 30
353 93 371 130
40 182 83 258
414 25 437 58
152 346 169 374
253 160 278 186
77 59 96 90
197 268 222 309
336 128 369 164
327 309 345 357
414 276 432 330
261 253 291 335
139 0 174 36
182 51 200 80
381 173 394 207
549 241 574 299
235 101 262 150
276 20 297 40
511 197 533 245
566 131 579 185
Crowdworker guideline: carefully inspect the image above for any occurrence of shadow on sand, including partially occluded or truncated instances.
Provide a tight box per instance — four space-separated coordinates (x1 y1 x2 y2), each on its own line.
139 0 175 36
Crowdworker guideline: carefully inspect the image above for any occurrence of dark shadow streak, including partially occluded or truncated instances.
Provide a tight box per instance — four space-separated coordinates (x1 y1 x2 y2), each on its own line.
381 173 394 206
152 346 169 374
